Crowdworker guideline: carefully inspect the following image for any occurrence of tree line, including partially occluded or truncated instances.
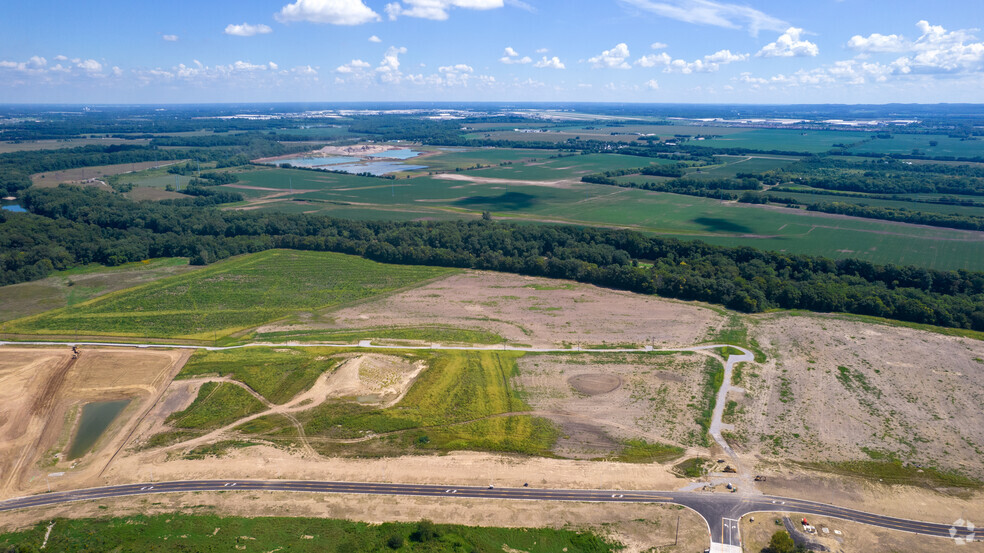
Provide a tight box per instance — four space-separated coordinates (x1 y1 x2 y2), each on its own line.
4 185 984 331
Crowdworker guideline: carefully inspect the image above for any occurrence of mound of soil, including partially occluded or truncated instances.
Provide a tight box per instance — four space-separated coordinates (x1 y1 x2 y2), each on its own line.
568 374 621 396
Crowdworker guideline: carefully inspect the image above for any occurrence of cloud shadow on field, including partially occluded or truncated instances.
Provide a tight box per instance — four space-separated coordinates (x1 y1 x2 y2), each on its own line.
692 217 754 234
455 191 538 211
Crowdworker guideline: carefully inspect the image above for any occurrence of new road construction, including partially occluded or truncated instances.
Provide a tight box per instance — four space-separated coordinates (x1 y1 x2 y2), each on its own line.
0 479 977 552
1 339 981 551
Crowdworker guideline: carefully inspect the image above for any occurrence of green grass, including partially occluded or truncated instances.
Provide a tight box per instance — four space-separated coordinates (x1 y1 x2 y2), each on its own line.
0 514 618 553
291 350 559 456
254 325 505 346
4 250 454 340
706 316 766 363
177 347 339 404
683 155 798 179
673 457 708 478
418 147 561 171
166 382 266 430
183 440 259 460
0 257 194 323
610 439 685 464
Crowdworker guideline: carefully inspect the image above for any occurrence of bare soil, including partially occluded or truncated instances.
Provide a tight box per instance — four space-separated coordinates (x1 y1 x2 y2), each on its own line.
269 270 725 349
515 352 713 458
741 512 984 553
725 313 984 478
0 347 189 498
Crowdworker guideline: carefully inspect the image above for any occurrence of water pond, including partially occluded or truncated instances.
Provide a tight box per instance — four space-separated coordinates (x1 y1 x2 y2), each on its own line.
67 399 131 460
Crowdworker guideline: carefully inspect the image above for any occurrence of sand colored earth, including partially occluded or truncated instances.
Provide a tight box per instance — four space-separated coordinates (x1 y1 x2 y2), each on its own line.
0 346 189 497
515 352 714 458
265 270 725 349
740 511 981 553
724 313 984 477
433 172 576 188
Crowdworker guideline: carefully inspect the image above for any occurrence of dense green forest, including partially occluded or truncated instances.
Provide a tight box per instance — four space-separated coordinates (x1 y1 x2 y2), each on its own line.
4 185 984 331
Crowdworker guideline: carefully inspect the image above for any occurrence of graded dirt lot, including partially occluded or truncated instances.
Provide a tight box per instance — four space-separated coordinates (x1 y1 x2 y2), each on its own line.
724 313 984 478
280 270 725 348
0 346 189 498
515 352 714 457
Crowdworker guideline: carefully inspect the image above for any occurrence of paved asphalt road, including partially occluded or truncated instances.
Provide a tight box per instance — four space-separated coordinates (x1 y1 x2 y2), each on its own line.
0 480 977 549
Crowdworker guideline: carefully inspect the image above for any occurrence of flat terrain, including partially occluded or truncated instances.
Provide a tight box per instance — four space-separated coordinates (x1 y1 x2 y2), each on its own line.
0 138 148 154
3 250 454 340
229 163 984 271
727 313 984 479
273 270 725 348
31 160 181 186
0 346 189 496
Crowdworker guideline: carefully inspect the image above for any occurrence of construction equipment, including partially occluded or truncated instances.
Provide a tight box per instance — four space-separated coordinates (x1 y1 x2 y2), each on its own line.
754 475 767 482
723 465 737 473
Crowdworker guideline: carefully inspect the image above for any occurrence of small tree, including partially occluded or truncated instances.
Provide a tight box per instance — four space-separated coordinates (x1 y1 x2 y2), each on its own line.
386 534 404 549
764 530 799 553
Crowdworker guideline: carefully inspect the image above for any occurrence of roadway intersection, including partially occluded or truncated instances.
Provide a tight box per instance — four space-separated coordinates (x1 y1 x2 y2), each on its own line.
0 479 977 550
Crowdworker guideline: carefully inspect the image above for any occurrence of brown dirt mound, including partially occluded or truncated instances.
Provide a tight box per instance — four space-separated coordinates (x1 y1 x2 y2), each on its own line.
568 373 621 396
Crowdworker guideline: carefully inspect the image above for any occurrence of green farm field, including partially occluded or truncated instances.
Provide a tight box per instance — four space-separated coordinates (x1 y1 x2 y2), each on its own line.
688 128 871 153
0 514 617 553
2 250 455 340
229 162 984 271
765 189 984 217
0 257 195 323
846 134 984 158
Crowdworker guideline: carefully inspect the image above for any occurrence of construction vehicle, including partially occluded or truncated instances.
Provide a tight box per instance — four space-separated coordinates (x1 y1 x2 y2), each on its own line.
754 475 766 482
723 465 737 473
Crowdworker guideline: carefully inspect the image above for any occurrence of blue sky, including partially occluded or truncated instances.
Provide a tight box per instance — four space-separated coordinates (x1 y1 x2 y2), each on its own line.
1 0 982 104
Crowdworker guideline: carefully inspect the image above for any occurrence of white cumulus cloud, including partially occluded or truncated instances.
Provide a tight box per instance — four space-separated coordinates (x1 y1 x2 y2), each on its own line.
589 43 631 69
650 42 668 49
369 35 382 42
636 49 747 72
225 23 273 36
645 78 659 90
276 0 380 25
163 34 179 42
757 27 819 57
847 33 906 53
385 0 504 21
533 56 565 69
336 59 371 73
500 46 531 64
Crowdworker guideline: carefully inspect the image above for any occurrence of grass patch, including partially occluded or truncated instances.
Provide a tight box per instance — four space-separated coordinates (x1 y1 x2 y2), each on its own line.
4 250 454 340
801 459 982 490
256 325 505 345
166 382 266 431
296 350 559 456
673 457 708 478
236 414 299 438
0 513 618 553
183 440 259 460
706 316 766 362
177 347 338 404
610 439 685 464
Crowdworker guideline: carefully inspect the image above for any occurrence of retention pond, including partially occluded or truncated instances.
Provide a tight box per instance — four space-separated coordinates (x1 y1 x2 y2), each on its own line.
67 399 130 460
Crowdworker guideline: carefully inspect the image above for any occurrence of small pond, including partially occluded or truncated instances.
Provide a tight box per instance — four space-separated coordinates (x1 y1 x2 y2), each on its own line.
67 399 131 460
1 202 25 212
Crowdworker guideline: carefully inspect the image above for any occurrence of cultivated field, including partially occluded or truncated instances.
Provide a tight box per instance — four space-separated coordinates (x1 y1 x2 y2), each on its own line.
30 160 183 186
229 161 984 271
2 250 454 340
0 258 196 323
